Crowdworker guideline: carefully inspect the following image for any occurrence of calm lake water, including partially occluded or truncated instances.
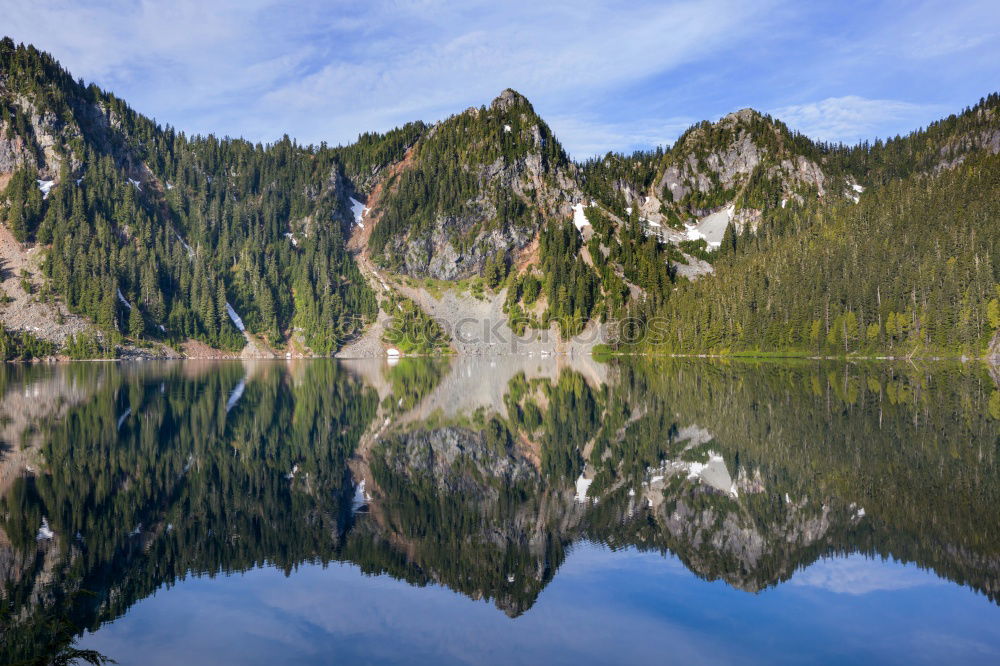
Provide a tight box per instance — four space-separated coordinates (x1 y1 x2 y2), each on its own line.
1 357 999 664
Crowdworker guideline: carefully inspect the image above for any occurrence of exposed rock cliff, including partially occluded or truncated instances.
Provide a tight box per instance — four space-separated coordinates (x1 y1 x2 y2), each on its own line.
368 89 582 280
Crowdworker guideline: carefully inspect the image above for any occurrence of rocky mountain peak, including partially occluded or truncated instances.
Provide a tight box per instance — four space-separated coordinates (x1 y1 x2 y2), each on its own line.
720 107 764 125
365 87 577 280
650 106 835 226
490 88 532 113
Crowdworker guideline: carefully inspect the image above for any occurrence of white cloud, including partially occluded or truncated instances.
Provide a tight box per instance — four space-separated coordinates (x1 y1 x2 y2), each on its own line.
887 0 1000 60
771 96 945 145
1 0 780 154
791 554 943 595
251 0 781 152
2 0 316 128
545 114 693 159
2 0 995 155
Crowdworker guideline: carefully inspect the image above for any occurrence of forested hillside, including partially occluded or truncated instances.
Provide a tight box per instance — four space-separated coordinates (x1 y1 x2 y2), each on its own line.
0 38 997 359
628 98 1000 357
367 88 580 280
0 39 417 355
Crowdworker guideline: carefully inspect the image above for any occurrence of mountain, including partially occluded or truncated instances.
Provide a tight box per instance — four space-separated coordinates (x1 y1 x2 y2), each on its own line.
0 38 998 359
365 88 580 280
575 98 1000 357
652 109 855 235
632 96 1000 357
579 109 856 246
0 39 395 357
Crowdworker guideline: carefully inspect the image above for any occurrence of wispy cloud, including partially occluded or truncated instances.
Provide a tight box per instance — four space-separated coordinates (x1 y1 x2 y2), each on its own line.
545 115 694 159
792 554 943 595
4 0 315 127
883 0 1000 60
770 96 946 144
251 0 778 148
1 0 779 153
2 0 997 156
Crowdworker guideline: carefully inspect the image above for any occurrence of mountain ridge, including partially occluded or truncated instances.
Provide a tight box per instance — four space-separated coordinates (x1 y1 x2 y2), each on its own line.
0 38 998 359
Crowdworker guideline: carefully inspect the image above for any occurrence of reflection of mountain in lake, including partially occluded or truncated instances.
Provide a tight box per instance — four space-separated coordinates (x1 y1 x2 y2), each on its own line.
1 358 999 661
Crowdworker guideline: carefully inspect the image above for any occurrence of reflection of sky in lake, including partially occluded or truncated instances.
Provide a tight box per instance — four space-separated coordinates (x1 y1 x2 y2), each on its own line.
79 543 1000 665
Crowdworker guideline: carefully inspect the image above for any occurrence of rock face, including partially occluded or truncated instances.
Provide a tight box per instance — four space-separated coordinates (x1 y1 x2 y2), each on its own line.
0 224 96 345
379 426 538 495
658 490 840 592
370 89 582 280
933 106 1000 170
404 221 537 282
653 109 839 229
0 122 37 182
0 80 91 180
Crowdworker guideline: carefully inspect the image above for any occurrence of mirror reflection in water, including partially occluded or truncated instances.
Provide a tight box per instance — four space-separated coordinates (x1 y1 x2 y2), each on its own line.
1 357 999 664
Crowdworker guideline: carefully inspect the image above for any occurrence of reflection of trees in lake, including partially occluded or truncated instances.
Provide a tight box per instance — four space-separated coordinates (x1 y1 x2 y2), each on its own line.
0 358 998 662
0 361 378 664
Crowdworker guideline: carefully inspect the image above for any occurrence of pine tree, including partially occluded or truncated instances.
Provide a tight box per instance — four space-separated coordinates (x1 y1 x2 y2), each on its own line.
128 303 144 339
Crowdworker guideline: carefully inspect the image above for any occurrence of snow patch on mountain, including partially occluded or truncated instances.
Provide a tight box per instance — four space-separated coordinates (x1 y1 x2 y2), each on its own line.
688 451 739 498
37 517 54 540
685 205 733 249
352 479 371 513
350 197 368 228
225 302 245 332
36 179 55 199
174 232 194 258
571 203 590 231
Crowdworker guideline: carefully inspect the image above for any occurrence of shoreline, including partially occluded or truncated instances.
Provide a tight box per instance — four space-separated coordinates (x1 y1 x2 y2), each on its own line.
4 350 999 364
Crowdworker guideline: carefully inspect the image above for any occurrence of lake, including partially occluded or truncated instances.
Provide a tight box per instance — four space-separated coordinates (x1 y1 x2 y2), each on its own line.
1 357 999 664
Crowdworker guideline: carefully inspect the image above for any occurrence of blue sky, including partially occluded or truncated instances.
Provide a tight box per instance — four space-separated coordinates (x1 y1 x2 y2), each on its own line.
78 547 1000 664
5 0 999 158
